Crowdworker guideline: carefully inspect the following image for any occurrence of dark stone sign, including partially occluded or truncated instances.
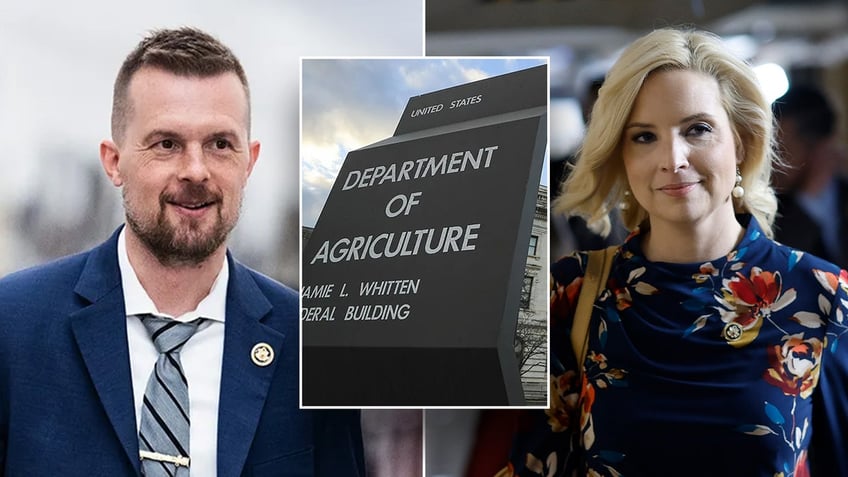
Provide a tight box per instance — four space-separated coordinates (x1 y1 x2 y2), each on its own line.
302 64 547 406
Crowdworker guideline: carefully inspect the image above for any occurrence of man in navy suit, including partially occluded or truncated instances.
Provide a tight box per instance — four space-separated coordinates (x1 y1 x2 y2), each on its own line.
0 27 364 476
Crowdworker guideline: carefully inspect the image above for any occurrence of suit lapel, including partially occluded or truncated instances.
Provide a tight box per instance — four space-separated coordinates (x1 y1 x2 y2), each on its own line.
69 229 142 476
217 258 286 477
66 233 286 477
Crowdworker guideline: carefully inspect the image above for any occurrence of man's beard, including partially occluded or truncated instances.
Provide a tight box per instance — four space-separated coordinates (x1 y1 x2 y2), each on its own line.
124 183 240 267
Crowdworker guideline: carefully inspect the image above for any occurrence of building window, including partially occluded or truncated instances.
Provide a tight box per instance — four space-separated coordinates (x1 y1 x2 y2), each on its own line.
528 235 539 256
520 275 533 309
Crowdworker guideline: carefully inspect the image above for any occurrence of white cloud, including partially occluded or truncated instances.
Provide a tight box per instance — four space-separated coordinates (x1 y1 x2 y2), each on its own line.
301 58 548 227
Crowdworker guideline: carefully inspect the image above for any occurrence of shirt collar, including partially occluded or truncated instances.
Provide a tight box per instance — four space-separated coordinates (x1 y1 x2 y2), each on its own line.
117 227 228 323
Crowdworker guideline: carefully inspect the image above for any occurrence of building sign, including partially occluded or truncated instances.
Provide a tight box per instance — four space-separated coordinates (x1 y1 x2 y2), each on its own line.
302 64 547 406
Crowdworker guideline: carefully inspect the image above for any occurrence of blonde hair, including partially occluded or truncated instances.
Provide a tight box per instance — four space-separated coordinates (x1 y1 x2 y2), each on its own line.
555 28 779 238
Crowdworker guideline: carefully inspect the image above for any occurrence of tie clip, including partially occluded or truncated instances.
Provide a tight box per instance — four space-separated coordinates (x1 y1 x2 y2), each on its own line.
140 450 190 467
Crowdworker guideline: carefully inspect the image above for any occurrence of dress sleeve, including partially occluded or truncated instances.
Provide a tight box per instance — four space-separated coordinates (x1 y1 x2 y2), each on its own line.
506 253 586 477
809 269 848 476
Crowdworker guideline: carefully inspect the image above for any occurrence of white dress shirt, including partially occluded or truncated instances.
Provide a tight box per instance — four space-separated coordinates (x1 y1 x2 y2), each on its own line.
118 229 227 477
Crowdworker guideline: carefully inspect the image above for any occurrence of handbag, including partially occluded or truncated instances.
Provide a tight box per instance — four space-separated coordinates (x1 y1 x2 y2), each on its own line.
570 246 616 375
491 246 616 477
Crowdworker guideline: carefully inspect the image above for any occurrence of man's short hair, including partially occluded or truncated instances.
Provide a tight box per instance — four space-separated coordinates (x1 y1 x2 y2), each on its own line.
111 27 250 143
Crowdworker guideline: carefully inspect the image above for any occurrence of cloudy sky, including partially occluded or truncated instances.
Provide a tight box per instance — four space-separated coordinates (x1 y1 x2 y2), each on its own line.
301 57 549 227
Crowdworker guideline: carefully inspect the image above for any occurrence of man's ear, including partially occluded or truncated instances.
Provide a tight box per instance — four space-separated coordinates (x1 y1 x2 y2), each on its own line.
246 140 261 179
100 140 124 187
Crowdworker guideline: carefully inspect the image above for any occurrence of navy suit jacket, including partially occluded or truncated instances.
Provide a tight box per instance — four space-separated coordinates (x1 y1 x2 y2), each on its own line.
0 228 364 476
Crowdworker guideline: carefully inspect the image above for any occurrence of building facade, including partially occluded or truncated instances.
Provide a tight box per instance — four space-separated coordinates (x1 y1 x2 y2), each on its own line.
516 185 548 405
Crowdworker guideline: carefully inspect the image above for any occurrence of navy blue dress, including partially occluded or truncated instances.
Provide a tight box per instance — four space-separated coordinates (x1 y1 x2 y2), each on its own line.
510 216 848 476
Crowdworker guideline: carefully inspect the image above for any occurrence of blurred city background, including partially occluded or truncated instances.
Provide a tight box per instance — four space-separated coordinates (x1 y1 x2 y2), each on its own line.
425 0 848 476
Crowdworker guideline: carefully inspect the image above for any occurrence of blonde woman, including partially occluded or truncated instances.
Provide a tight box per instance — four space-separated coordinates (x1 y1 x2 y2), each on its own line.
509 28 848 476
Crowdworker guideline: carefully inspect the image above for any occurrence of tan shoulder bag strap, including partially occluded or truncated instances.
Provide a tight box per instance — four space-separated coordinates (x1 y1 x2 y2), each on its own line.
570 245 616 372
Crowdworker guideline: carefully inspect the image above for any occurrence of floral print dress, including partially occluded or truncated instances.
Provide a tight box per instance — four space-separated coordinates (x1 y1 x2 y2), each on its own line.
509 216 848 477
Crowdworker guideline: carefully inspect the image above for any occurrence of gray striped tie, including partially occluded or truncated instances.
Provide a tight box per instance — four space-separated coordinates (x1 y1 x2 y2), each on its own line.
138 315 203 477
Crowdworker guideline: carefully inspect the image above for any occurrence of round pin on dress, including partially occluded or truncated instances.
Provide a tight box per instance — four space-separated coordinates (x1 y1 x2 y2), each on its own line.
723 322 743 342
251 342 274 366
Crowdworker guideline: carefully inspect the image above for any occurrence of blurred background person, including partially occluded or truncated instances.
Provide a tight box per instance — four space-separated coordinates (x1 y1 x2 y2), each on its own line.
362 410 424 477
550 74 629 262
773 84 848 268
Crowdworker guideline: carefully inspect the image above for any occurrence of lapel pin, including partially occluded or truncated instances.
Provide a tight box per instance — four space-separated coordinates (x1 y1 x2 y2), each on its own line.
251 342 274 367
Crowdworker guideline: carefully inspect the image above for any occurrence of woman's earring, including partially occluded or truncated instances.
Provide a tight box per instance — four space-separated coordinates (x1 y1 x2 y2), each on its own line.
619 190 631 210
732 167 745 199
